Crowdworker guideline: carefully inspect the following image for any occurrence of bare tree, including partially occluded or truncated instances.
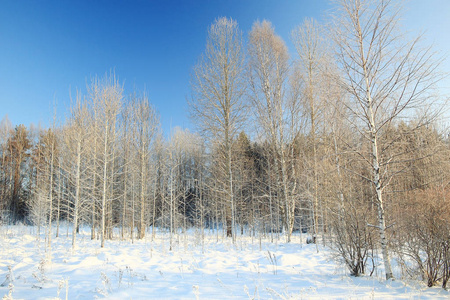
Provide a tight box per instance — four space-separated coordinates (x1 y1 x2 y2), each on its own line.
119 104 132 240
331 0 442 280
189 17 246 240
7 125 32 221
43 128 57 249
247 20 297 242
64 94 90 248
89 73 123 248
0 115 13 217
129 93 159 239
291 18 330 242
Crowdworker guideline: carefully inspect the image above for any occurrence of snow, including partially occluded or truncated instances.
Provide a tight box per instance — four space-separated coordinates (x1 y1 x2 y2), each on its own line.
0 225 448 299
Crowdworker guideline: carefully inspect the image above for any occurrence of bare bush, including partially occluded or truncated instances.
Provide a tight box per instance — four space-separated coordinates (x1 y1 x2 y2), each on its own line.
395 189 450 288
330 199 377 277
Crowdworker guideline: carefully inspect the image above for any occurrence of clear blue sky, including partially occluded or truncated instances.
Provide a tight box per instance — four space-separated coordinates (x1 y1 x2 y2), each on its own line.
1 0 449 134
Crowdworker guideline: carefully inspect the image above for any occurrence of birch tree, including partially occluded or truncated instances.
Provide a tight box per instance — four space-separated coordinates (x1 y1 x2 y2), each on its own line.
130 94 159 239
65 95 90 248
248 20 296 242
89 74 123 248
189 17 246 240
41 128 57 249
291 18 329 241
331 0 442 280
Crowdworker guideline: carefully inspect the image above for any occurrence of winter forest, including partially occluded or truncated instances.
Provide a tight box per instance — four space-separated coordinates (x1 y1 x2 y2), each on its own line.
1 0 450 298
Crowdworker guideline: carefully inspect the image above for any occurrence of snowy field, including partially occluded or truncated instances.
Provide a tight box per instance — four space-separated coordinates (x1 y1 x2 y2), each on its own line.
0 225 449 299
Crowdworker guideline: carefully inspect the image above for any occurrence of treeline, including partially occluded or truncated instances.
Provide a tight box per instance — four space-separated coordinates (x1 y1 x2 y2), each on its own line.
0 0 449 288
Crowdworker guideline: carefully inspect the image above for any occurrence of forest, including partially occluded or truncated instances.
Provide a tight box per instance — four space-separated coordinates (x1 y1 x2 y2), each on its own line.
1 0 450 292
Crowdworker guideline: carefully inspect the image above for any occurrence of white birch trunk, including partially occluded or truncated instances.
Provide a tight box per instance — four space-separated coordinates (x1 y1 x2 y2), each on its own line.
72 140 81 248
101 119 109 248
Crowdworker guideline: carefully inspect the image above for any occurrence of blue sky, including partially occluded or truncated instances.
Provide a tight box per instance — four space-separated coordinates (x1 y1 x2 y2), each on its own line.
1 0 449 134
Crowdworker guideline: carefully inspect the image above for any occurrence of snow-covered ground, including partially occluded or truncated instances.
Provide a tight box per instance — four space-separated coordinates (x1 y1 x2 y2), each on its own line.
0 225 448 299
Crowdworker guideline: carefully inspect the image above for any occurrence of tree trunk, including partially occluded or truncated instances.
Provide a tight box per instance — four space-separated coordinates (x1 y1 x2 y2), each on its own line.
72 140 81 248
101 120 108 248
